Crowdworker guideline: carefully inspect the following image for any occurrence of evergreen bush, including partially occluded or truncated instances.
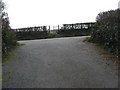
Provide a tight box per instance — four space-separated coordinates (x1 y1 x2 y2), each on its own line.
91 9 120 58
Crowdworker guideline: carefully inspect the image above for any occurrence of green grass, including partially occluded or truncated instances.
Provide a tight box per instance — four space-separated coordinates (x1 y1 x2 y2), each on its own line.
15 42 25 46
83 37 93 42
46 33 61 38
2 42 25 65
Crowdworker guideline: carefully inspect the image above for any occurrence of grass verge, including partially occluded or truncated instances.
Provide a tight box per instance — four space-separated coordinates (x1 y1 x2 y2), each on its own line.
83 37 93 42
2 42 25 65
84 37 120 60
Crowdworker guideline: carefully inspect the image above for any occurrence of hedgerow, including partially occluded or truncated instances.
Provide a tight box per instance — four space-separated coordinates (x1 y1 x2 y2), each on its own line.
91 9 120 58
1 1 17 54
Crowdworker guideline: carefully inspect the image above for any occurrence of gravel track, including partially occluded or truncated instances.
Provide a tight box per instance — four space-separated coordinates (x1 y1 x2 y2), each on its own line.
3 36 118 88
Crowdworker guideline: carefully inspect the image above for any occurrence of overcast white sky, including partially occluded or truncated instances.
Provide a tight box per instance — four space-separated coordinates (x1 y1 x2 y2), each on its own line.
3 0 119 29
